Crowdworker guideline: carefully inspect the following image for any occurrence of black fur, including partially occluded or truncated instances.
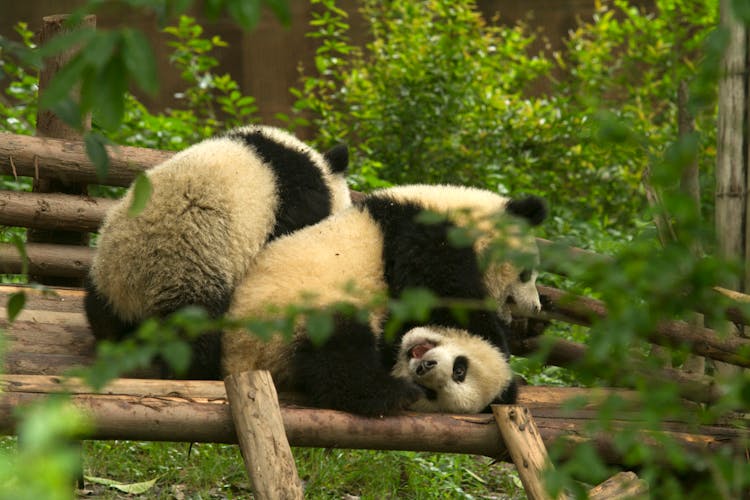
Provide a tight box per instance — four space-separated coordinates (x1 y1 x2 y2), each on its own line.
323 143 349 173
229 130 347 239
361 195 514 373
84 276 227 380
505 195 547 226
480 377 519 413
291 314 424 416
84 276 138 343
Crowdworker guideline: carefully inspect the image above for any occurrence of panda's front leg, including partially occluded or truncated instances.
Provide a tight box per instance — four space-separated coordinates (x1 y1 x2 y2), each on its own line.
291 314 424 417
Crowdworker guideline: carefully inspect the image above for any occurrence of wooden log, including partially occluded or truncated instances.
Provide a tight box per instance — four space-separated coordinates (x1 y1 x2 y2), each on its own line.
225 371 303 500
0 133 171 187
0 284 90 313
588 472 648 500
0 375 672 420
0 376 746 466
493 406 562 500
515 336 724 405
536 285 750 368
3 352 92 375
0 374 228 400
0 191 115 232
0 242 92 277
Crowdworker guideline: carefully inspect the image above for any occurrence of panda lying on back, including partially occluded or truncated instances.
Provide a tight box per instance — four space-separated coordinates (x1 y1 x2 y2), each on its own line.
85 125 350 379
223 184 546 415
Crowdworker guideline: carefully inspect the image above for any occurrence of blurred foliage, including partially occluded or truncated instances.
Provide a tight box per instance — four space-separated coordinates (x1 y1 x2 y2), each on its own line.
0 398 90 500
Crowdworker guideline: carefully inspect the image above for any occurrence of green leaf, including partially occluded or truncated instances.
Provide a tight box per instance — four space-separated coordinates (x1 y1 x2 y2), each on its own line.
10 234 28 276
38 54 87 113
264 0 292 26
398 288 438 322
128 173 153 217
79 31 120 68
84 132 111 180
35 26 96 59
415 209 447 225
84 476 160 494
203 0 225 19
160 340 192 375
227 0 262 30
731 0 750 23
90 56 127 131
122 29 159 96
7 292 26 323
305 310 334 346
49 98 83 128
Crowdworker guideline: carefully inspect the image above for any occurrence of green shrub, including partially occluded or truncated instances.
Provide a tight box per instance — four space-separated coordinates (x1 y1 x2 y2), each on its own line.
293 0 718 233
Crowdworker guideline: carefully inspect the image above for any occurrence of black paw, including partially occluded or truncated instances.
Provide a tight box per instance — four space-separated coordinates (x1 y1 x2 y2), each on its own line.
539 293 554 311
356 378 425 417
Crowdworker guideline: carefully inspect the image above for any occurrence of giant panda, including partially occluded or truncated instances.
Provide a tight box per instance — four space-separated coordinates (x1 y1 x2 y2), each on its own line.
222 183 546 415
84 125 350 378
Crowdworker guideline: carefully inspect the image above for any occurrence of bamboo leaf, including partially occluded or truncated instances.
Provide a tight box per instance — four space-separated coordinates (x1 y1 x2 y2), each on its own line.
10 234 28 276
91 56 127 131
84 476 160 494
226 0 262 30
122 29 159 95
731 0 750 23
7 292 26 323
84 132 111 180
264 0 292 26
160 340 192 375
128 173 153 217
305 311 334 346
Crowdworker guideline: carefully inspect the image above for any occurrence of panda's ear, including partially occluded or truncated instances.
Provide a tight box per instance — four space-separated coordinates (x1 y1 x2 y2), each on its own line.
324 144 349 174
506 195 547 226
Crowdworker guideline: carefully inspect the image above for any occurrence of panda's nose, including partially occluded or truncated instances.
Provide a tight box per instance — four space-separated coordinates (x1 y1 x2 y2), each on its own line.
416 359 437 376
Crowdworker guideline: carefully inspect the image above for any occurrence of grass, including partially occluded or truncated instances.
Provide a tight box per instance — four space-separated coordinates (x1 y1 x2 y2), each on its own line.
0 437 524 498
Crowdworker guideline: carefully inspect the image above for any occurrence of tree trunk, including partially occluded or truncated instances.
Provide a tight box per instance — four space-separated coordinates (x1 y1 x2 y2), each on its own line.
715 0 749 377
28 15 97 286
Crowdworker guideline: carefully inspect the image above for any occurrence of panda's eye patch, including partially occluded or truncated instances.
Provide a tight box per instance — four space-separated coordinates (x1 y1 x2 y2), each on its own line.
452 356 468 383
519 269 532 283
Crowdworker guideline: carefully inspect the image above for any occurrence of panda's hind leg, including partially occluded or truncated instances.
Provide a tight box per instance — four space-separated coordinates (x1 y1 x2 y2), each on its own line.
292 314 424 416
84 276 138 342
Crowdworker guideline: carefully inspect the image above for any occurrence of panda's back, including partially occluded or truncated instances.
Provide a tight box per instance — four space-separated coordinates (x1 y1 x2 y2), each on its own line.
92 137 280 321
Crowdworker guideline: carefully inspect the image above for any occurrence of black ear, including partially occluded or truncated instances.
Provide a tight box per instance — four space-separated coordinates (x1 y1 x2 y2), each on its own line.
324 144 349 174
506 195 547 226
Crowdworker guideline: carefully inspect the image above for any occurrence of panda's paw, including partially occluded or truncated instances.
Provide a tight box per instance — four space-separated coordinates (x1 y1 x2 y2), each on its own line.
360 378 425 417
539 293 554 311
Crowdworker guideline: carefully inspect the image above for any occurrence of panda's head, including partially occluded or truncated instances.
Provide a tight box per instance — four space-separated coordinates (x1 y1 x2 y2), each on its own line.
483 195 547 323
391 326 516 414
224 125 352 213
